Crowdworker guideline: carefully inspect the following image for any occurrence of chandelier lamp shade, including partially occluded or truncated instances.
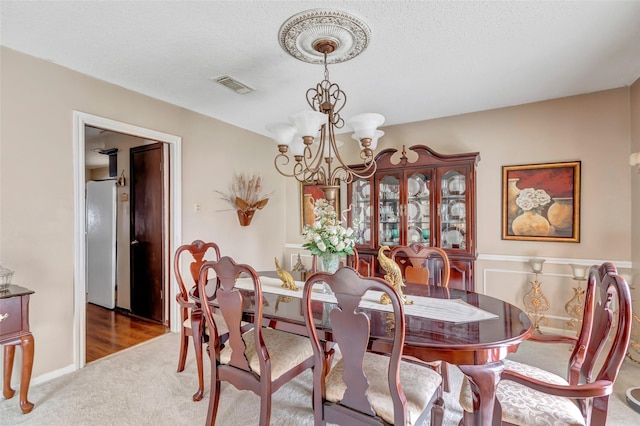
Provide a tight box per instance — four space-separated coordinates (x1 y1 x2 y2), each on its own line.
267 9 385 203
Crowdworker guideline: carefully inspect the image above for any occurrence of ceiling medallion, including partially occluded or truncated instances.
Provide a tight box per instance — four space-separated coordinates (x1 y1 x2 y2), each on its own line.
278 8 372 64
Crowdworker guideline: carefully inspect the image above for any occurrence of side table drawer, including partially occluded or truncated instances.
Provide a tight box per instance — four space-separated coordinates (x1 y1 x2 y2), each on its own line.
0 296 24 337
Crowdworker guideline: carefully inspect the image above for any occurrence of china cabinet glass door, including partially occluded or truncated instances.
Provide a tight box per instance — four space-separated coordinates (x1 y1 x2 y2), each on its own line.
351 177 372 246
440 170 467 250
406 171 431 245
378 174 401 247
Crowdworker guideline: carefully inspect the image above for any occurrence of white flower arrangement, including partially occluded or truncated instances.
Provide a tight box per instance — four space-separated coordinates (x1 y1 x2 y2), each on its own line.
302 199 356 256
515 188 551 214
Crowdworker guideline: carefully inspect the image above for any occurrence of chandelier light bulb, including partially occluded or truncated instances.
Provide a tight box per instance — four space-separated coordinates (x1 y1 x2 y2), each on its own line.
290 138 306 157
266 123 297 147
347 113 385 140
323 139 344 159
288 111 326 138
353 130 384 150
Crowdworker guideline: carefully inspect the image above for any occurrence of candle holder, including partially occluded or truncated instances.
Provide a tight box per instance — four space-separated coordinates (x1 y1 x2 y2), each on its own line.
523 258 550 333
291 253 308 281
565 264 587 331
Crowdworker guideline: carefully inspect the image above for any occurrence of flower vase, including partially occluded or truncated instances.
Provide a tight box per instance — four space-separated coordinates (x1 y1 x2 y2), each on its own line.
236 210 254 226
511 211 550 236
319 253 341 294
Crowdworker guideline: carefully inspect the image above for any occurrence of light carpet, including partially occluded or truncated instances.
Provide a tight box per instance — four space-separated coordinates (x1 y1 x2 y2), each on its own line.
1 332 638 425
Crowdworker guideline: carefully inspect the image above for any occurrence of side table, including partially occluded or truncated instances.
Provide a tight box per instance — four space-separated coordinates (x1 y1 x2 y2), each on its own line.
0 284 35 413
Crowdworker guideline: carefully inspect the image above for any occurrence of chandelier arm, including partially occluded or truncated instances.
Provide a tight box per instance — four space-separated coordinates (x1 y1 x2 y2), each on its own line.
324 123 335 185
300 138 325 181
274 153 314 182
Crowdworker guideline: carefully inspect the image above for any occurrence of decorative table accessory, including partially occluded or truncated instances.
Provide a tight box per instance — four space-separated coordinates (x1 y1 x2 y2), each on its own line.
274 257 298 291
0 265 14 290
216 173 271 226
377 245 412 305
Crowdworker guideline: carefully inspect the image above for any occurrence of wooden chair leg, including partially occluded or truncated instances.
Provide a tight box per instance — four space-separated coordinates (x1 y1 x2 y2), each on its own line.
430 397 445 426
206 364 221 426
441 362 450 393
590 397 609 425
177 327 189 373
259 392 272 426
191 310 205 401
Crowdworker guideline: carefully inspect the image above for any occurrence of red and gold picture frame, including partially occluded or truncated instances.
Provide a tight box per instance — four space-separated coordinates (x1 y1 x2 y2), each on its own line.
502 161 580 242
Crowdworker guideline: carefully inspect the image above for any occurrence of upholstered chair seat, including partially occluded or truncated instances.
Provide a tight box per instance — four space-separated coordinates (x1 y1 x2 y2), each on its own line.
459 359 585 425
326 352 442 425
218 327 314 381
183 312 230 337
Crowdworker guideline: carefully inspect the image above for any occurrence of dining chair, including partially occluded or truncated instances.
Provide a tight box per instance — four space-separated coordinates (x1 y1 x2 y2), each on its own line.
197 256 315 426
303 267 444 425
458 262 633 425
389 244 450 287
174 239 221 401
389 244 451 392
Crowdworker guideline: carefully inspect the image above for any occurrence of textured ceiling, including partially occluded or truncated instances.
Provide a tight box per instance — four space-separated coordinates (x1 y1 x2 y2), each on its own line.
2 1 640 138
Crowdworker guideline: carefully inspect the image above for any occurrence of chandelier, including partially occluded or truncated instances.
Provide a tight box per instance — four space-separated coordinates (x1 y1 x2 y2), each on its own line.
267 9 385 203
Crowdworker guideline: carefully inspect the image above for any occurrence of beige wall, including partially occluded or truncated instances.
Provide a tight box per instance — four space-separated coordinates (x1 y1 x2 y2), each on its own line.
0 47 286 379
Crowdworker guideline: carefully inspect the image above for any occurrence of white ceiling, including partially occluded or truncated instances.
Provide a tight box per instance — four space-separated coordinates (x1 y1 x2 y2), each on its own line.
2 1 640 138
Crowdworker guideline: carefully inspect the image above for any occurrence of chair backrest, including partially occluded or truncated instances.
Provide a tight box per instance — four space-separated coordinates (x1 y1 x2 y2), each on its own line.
303 267 410 425
389 243 450 286
173 240 221 302
197 256 264 371
568 262 632 388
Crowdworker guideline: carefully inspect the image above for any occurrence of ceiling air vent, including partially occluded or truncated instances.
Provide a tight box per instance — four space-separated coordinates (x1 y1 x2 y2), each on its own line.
212 75 254 94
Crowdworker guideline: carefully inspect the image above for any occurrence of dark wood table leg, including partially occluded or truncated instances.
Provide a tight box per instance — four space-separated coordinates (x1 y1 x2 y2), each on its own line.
458 361 504 426
3 345 16 399
19 334 34 414
191 308 205 402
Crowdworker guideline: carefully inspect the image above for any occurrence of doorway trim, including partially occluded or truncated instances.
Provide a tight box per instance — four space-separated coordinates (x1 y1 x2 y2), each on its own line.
73 111 182 369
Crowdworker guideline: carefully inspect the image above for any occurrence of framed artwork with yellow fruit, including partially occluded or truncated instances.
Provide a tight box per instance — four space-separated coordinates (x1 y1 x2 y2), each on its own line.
502 161 581 242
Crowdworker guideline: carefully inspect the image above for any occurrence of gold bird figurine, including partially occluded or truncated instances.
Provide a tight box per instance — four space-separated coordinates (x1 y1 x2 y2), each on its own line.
274 257 298 291
377 246 413 305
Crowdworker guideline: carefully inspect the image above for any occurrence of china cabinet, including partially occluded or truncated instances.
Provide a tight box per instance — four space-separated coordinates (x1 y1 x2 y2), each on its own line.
347 145 479 291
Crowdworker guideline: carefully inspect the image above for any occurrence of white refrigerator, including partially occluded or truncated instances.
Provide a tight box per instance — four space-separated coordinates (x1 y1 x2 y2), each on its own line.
86 180 117 309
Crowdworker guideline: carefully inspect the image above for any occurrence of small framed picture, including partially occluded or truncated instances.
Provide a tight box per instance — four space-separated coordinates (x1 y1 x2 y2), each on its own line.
502 161 581 242
300 182 339 232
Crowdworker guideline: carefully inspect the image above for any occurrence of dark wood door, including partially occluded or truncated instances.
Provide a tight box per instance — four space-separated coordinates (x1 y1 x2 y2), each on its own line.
130 142 164 322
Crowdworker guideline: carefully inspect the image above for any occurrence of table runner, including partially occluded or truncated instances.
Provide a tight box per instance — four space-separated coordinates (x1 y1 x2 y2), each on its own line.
233 276 497 324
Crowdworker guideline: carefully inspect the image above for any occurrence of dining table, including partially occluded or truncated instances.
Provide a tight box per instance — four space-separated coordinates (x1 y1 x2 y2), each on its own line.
197 270 533 426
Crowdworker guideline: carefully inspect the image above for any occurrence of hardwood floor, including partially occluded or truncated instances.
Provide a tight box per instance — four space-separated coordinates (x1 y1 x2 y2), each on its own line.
86 303 169 363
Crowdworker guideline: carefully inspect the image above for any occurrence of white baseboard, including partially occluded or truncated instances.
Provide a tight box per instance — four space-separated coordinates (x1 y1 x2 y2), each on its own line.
9 363 77 389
